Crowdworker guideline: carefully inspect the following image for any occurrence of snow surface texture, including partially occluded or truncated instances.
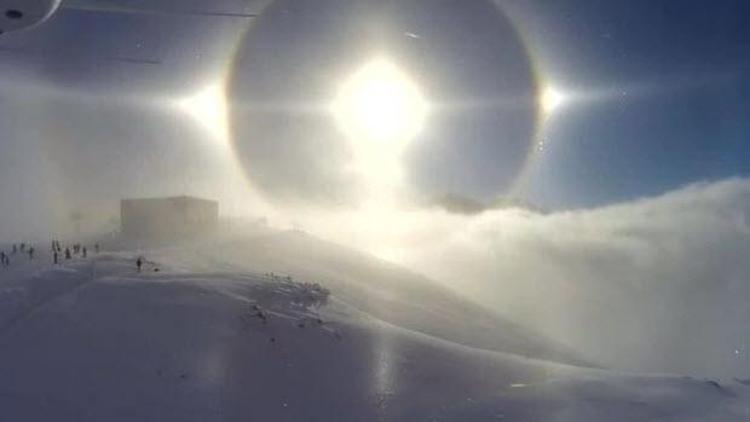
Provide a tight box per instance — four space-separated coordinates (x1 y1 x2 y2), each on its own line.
0 232 749 421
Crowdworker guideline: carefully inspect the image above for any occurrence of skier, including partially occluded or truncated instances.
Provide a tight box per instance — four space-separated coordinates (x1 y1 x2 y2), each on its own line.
82 247 87 258
136 257 143 272
28 247 34 260
65 248 71 260
19 243 25 252
53 250 58 265
0 251 6 267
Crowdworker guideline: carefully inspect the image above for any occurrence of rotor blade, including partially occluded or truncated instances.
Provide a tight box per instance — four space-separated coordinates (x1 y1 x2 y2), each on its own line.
0 45 161 65
100 55 162 65
62 2 258 19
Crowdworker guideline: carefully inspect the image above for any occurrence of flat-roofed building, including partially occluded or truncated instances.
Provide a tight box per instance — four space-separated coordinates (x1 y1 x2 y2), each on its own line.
121 196 218 239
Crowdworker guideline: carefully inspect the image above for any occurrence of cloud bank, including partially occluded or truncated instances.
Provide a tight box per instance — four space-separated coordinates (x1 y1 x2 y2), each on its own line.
391 178 750 378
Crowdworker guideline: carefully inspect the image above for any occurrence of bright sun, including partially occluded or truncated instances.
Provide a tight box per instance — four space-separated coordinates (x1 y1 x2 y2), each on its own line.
333 59 427 148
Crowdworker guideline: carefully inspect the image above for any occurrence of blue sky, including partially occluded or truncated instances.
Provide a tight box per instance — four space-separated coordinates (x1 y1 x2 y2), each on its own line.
516 0 750 208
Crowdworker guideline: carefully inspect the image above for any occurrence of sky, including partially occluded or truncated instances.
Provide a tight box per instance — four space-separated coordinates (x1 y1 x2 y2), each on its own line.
0 1 744 233
511 0 750 208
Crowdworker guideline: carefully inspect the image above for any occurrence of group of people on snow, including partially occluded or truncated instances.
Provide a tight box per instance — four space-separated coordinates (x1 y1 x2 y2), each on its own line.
0 242 36 267
3 239 145 273
50 239 100 265
0 239 102 268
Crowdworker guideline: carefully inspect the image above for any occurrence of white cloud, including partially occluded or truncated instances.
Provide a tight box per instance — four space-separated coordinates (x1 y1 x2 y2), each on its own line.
275 178 750 377
392 178 750 377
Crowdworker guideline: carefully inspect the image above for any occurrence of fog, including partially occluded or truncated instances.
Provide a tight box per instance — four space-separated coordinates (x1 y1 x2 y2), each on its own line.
395 178 750 378
0 80 268 240
230 177 745 378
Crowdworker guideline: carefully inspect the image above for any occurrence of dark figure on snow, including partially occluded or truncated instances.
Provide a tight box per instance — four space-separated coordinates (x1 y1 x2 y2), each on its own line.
65 248 71 260
28 247 33 260
20 243 25 252
136 257 143 272
53 251 58 265
0 252 6 267
82 247 87 258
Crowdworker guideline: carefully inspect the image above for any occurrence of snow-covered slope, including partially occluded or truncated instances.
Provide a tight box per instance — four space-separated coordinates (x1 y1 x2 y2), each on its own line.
0 233 748 421
145 228 588 367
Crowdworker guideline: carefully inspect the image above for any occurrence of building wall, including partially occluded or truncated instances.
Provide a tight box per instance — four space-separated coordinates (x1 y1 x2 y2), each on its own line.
121 196 218 239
